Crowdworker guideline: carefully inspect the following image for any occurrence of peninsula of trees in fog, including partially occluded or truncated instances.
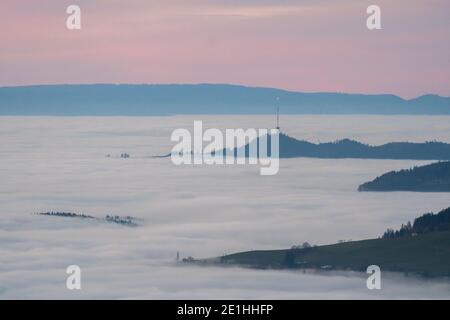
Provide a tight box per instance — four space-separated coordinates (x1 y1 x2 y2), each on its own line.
36 212 139 227
358 161 450 192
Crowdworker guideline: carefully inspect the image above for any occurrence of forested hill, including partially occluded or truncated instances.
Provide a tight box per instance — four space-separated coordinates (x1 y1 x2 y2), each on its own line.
230 133 450 160
382 207 450 238
187 207 450 277
358 161 450 192
1 84 450 115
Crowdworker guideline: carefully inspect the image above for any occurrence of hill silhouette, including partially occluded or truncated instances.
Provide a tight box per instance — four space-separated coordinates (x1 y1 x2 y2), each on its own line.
1 84 449 115
382 207 450 238
186 207 450 277
359 161 450 192
226 133 450 160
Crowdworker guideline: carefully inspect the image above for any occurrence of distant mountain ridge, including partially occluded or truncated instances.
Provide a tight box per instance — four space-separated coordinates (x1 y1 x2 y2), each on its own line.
1 84 449 115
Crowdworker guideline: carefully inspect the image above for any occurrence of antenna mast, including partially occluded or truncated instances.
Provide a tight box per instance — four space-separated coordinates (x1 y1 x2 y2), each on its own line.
276 97 280 130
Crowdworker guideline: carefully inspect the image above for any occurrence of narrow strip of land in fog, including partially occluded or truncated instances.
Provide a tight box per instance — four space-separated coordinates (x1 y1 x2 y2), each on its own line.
160 133 450 160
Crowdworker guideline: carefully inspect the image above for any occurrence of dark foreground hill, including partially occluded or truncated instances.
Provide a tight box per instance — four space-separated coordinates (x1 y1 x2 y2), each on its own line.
207 231 450 277
1 84 450 115
228 133 450 160
187 207 450 277
359 161 450 192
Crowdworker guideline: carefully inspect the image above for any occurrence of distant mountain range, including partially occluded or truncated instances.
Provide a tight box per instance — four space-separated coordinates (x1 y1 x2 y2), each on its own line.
359 161 450 192
1 84 449 115
229 133 450 160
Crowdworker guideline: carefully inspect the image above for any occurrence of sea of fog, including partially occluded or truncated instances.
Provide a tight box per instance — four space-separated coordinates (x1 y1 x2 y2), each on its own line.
0 115 450 299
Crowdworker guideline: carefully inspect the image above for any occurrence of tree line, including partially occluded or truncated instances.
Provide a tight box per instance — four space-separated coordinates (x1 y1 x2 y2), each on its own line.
382 207 450 239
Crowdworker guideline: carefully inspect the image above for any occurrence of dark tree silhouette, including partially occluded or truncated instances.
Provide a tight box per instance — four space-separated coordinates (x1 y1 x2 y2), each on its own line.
382 207 450 239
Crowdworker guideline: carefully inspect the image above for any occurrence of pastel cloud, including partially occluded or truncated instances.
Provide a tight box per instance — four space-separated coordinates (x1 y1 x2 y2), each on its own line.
0 0 449 98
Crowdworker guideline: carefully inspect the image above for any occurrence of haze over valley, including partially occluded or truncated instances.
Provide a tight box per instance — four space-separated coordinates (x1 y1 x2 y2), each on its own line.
1 115 450 299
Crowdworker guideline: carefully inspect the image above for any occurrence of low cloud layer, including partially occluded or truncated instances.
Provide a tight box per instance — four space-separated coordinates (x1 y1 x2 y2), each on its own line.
1 115 450 299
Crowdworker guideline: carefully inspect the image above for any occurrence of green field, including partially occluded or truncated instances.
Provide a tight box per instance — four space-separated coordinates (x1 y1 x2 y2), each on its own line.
208 231 450 277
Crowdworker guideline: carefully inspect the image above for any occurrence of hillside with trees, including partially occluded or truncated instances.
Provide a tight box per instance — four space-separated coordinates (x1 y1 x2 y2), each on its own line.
383 207 450 238
226 133 450 160
187 207 450 277
358 161 450 192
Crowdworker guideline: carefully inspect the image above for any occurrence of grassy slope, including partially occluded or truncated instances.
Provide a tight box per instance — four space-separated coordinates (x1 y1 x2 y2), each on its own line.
216 231 450 277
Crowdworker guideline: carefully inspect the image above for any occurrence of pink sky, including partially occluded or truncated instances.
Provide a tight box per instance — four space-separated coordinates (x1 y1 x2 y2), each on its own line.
0 0 449 98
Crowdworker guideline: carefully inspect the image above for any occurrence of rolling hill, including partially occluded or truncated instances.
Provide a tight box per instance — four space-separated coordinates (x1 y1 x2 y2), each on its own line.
187 207 450 277
226 133 450 160
211 231 450 277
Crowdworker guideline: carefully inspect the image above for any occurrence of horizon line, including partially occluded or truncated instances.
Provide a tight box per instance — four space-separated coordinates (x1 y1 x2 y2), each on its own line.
0 82 448 101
